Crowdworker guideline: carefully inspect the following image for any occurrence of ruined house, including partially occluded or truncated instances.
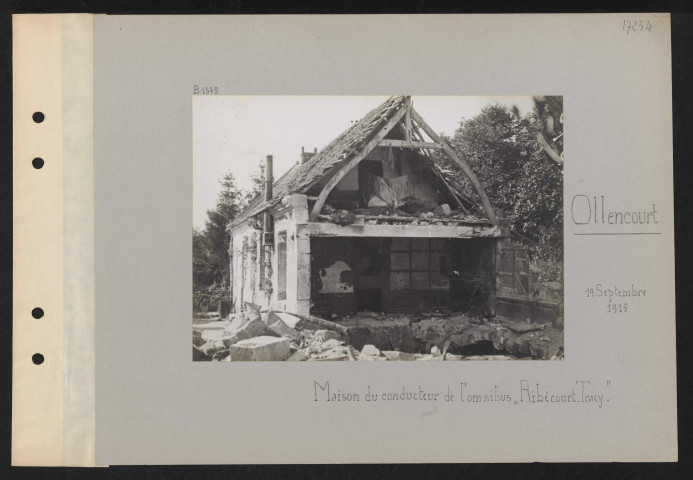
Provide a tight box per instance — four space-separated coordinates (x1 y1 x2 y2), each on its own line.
227 96 561 331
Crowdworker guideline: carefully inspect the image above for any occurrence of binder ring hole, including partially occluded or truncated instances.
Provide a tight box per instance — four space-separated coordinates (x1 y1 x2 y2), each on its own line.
32 158 44 169
32 353 44 365
31 307 44 319
32 112 45 123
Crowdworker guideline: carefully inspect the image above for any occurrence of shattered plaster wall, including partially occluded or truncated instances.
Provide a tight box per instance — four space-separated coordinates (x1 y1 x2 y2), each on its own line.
229 195 311 317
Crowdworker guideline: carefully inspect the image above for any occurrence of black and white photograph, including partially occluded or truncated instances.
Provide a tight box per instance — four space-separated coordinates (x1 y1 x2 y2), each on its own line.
192 95 564 361
10 12 678 466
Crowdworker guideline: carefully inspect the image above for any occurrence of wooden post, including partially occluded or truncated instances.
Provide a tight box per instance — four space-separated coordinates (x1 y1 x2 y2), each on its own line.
264 155 273 201
263 155 274 244
410 108 498 225
404 96 412 145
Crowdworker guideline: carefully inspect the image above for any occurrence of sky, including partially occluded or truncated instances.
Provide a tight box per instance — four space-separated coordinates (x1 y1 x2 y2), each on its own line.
193 95 535 229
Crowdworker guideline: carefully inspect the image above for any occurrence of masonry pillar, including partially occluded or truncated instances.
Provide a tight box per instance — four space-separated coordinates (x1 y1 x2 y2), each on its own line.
283 195 311 317
228 233 234 312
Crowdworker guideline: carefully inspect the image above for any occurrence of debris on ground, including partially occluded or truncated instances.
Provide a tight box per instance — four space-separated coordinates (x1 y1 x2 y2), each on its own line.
316 202 491 228
193 309 564 361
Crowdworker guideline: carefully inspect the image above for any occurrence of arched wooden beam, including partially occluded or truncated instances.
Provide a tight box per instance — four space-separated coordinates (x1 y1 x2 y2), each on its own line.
410 107 498 225
309 103 409 221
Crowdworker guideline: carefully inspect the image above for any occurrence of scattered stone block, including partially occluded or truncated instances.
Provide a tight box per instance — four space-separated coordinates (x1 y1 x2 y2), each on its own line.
233 316 267 341
360 344 381 356
382 350 416 361
222 335 239 348
431 346 442 357
312 350 350 361
244 301 261 312
224 313 249 336
267 318 301 340
193 345 210 361
268 311 303 330
201 328 225 343
313 330 340 343
200 340 226 357
228 336 291 361
286 350 308 361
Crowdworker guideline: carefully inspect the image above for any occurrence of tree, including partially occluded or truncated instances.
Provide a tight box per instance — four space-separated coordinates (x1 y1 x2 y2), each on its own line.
434 102 563 282
192 227 215 291
205 172 244 281
193 171 244 313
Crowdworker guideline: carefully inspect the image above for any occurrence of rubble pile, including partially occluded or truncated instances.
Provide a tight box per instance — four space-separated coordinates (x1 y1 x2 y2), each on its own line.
317 203 490 228
193 308 564 361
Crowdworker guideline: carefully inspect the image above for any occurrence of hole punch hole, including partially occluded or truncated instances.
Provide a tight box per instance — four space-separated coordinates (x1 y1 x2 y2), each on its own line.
32 158 44 169
32 307 44 319
32 112 45 123
32 353 44 365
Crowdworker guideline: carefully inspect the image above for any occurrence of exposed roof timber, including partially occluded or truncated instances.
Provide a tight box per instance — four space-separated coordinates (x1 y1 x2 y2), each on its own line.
309 104 409 221
377 139 442 149
404 96 413 144
426 163 468 213
403 116 480 215
443 180 475 211
408 122 468 213
410 107 498 225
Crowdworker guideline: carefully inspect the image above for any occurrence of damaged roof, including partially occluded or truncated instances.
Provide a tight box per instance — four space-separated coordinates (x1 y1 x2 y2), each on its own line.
229 95 485 228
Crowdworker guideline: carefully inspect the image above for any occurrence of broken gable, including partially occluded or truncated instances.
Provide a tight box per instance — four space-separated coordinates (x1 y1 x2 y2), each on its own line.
228 95 497 231
318 145 450 211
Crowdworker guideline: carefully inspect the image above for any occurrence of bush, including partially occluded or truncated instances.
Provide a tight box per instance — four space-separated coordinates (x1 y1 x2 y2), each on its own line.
193 283 229 314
